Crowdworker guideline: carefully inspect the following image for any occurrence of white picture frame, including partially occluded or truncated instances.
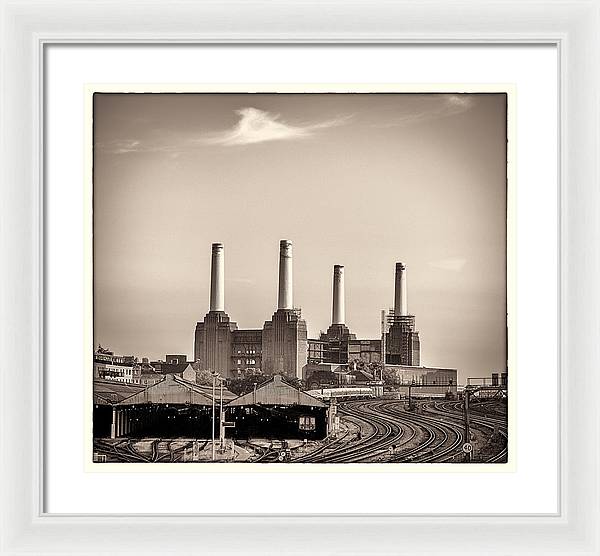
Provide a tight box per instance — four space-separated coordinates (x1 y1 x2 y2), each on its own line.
1 1 598 554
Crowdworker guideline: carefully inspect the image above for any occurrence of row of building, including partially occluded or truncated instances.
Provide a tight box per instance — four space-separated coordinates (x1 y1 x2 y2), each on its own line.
95 240 457 388
93 350 195 385
194 240 422 380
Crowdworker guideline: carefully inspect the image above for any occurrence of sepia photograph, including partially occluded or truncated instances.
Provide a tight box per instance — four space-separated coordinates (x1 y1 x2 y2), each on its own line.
91 91 509 464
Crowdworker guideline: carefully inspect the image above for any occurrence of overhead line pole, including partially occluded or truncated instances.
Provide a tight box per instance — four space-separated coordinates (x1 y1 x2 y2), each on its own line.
381 309 386 382
464 386 472 462
211 371 217 461
219 379 224 448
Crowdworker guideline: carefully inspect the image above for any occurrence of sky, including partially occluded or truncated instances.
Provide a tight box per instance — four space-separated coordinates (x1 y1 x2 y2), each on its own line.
93 93 507 383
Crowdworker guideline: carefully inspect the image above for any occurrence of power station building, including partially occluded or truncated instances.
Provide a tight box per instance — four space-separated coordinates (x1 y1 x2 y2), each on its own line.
316 265 356 364
194 240 421 378
385 262 421 366
194 240 307 380
308 261 421 367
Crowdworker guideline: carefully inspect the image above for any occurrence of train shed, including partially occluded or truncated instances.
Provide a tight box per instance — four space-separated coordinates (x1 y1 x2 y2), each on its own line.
226 374 327 440
93 379 146 438
95 374 236 439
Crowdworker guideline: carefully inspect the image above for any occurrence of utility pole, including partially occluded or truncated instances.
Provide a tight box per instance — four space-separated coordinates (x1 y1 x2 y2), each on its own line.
219 378 224 448
463 386 472 462
381 309 386 382
211 371 218 461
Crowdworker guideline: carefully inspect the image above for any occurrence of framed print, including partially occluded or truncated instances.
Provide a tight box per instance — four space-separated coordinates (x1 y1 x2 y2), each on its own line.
87 85 513 471
1 1 599 555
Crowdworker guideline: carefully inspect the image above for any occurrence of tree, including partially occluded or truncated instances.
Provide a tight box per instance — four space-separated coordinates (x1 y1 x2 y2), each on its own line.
226 370 305 396
195 369 214 386
382 367 399 386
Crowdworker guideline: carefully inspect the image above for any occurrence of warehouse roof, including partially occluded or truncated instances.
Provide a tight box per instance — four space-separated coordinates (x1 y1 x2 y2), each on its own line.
227 374 326 408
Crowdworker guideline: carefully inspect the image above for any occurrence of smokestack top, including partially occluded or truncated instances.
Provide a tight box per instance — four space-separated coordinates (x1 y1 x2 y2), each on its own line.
209 242 225 312
332 264 345 325
393 261 407 316
277 239 293 310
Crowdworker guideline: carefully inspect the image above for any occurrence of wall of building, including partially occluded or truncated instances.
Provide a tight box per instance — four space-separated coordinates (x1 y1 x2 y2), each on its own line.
231 329 263 374
386 315 420 366
194 311 238 378
348 339 382 364
262 309 308 379
94 349 140 384
307 339 325 364
166 354 187 364
318 324 356 364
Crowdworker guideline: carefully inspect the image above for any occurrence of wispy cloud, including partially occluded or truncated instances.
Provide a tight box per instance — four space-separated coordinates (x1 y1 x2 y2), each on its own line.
96 138 181 155
428 257 467 272
96 107 352 155
379 95 475 128
200 107 351 147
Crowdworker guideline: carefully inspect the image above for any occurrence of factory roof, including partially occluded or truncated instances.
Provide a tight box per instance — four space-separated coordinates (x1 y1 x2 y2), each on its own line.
227 374 326 408
93 379 146 405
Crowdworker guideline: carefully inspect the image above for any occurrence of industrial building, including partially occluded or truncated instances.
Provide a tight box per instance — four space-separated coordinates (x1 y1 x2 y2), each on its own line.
316 265 356 364
194 240 307 380
191 239 431 388
308 261 421 367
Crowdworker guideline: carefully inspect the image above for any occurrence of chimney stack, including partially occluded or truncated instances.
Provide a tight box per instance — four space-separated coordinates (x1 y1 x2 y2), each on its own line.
332 265 345 325
209 243 225 312
394 262 407 316
277 239 293 310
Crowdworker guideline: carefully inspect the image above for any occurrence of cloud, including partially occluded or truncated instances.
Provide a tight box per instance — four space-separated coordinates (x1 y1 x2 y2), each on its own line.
428 257 467 272
96 138 181 155
379 94 475 128
200 107 351 147
96 108 352 154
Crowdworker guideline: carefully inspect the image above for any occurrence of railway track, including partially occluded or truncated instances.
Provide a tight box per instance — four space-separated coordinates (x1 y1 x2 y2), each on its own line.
295 397 507 464
305 400 406 463
92 398 508 464
296 399 421 463
93 438 196 463
425 400 508 463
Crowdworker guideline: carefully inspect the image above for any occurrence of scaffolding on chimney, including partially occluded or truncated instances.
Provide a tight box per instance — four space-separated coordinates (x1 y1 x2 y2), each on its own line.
386 309 416 330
